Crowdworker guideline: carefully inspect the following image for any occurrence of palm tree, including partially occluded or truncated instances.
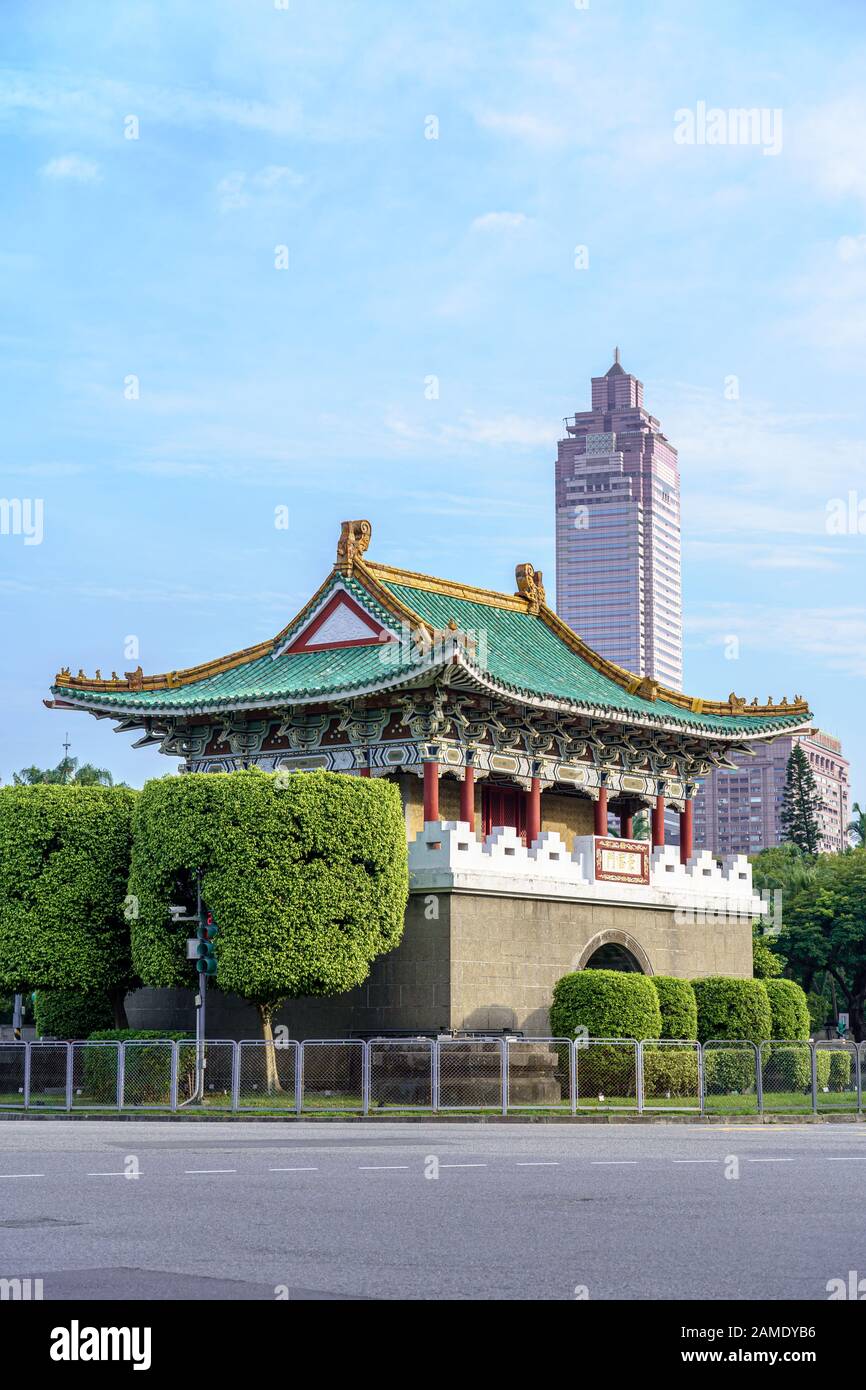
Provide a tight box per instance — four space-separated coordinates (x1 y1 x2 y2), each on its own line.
848 801 866 848
12 756 117 787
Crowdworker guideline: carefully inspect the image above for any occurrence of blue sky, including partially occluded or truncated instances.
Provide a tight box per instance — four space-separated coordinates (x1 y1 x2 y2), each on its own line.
1 0 864 803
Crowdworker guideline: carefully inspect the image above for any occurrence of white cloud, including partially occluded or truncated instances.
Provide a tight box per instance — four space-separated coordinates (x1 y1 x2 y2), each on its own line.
470 211 531 233
687 604 866 679
837 233 866 263
41 154 101 183
216 164 305 212
475 110 567 148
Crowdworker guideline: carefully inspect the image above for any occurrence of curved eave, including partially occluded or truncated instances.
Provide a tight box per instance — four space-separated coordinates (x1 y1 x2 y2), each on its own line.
50 651 814 741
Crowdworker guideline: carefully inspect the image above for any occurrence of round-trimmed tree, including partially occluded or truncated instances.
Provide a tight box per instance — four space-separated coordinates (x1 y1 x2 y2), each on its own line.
691 976 772 1045
651 976 698 1040
764 978 810 1041
129 768 409 1050
550 969 662 1040
0 784 138 1027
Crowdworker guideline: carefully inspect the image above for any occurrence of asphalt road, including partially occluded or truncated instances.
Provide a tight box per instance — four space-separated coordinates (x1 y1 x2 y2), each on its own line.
0 1120 864 1300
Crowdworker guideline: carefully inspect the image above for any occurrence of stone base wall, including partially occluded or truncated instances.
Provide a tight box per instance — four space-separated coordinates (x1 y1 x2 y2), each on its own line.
125 889 751 1041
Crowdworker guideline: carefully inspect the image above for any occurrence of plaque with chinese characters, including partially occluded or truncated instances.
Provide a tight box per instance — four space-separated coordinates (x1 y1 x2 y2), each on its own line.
594 836 650 885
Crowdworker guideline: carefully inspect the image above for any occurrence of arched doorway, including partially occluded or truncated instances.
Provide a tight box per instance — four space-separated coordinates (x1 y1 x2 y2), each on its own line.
584 942 644 973
575 930 653 976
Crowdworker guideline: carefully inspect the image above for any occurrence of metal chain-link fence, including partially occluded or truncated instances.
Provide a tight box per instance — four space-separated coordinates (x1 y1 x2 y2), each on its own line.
437 1039 505 1111
122 1040 175 1110
368 1039 434 1111
814 1040 859 1113
759 1040 815 1112
3 1036 863 1114
71 1041 120 1110
27 1042 70 1110
640 1040 702 1112
574 1038 638 1112
507 1038 573 1112
0 1042 27 1108
237 1040 299 1112
702 1040 759 1116
300 1040 366 1112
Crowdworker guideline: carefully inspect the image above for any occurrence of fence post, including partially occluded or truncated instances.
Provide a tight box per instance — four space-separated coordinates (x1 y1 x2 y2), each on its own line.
569 1040 576 1116
231 1041 240 1112
23 1042 31 1111
65 1042 73 1112
432 1040 440 1113
361 1041 370 1116
501 1040 508 1116
810 1041 818 1115
698 1043 705 1116
637 1041 644 1115
117 1042 125 1111
169 1042 178 1113
756 1043 764 1114
858 1045 863 1116
295 1042 302 1116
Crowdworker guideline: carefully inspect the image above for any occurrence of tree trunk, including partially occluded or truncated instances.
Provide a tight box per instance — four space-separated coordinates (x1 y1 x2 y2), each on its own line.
109 986 128 1030
256 1001 285 1093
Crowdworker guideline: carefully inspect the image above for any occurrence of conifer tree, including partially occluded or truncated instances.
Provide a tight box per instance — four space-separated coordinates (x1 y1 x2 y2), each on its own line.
780 744 823 855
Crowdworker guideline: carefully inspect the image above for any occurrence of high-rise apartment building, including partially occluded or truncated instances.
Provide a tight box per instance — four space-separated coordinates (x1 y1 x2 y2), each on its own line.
694 728 850 856
555 350 683 688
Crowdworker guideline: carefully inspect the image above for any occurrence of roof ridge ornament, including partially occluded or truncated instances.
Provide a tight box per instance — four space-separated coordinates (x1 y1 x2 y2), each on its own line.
335 519 372 575
515 563 546 614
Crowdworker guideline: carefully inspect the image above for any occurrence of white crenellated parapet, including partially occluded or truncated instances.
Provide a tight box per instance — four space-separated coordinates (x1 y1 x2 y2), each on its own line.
408 821 765 917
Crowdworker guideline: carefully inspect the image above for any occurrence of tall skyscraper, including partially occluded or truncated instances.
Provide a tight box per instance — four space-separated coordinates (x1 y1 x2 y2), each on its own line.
694 728 851 856
555 350 683 688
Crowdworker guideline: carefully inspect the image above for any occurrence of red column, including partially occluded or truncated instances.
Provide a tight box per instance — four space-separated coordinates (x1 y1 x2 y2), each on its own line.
679 799 694 865
359 756 371 778
621 806 634 840
423 760 440 823
460 766 475 831
526 776 541 848
594 785 608 837
652 794 666 847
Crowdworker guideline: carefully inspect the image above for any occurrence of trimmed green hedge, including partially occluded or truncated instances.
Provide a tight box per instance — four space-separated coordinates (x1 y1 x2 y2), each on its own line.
0 784 137 998
764 978 810 1041
35 991 115 1040
692 976 772 1046
643 1046 700 1099
651 977 697 1040
129 770 409 1016
85 1030 192 1105
550 970 662 1041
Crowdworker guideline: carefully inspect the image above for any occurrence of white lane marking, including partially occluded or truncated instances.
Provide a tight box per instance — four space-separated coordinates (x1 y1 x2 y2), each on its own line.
746 1158 794 1163
269 1166 319 1172
184 1168 237 1174
591 1160 639 1166
439 1163 487 1169
673 1159 719 1164
358 1165 410 1171
0 1173 44 1179
826 1156 866 1162
516 1161 560 1167
88 1172 134 1177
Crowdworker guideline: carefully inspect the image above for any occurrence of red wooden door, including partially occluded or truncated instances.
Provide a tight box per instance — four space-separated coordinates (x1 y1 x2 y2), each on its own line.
482 784 527 842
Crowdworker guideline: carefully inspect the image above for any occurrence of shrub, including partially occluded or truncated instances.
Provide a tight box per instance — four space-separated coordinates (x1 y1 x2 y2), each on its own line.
642 1046 699 1099
550 969 661 1041
764 978 810 1040
691 976 772 1045
817 1049 852 1093
0 785 138 1022
129 769 409 1046
762 1041 812 1093
703 1045 758 1095
651 977 697 1039
85 1030 192 1105
34 991 115 1040
575 1041 637 1100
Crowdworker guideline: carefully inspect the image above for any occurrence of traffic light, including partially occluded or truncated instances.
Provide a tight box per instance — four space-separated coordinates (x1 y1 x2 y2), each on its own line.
196 912 218 976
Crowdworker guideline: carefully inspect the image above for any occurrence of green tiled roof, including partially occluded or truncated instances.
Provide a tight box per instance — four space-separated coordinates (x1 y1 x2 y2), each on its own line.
51 566 810 738
380 581 809 736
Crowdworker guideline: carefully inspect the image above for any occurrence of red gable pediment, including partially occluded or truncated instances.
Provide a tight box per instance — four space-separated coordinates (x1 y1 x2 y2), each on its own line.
282 588 393 654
